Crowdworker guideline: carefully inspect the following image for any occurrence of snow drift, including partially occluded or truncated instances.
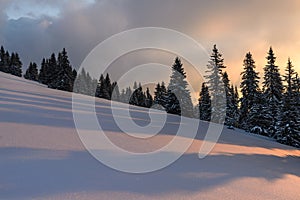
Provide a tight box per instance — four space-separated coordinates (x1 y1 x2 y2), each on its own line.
0 72 299 200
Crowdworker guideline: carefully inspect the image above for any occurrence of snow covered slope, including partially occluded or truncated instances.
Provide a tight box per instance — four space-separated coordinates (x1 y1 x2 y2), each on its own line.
0 72 299 200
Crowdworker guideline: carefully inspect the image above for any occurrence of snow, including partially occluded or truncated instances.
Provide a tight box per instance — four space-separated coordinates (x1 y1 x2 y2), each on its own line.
0 72 299 200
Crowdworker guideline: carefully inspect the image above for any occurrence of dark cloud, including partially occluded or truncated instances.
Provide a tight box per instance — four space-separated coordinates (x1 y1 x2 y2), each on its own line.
0 0 300 85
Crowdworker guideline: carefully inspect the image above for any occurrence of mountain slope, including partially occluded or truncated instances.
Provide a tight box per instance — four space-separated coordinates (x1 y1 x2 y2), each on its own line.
0 72 299 200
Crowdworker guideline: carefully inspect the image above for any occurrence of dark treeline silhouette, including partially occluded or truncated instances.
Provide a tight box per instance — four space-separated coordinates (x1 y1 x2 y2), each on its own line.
38 48 77 92
0 46 22 77
0 44 299 148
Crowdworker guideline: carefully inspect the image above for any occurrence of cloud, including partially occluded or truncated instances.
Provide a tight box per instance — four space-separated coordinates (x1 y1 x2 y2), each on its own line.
0 0 300 87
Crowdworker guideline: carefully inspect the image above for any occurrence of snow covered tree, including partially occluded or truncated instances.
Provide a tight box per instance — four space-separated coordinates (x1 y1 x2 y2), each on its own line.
239 52 260 130
153 82 167 109
120 86 132 103
205 45 226 123
73 68 85 94
24 62 39 81
262 47 283 137
74 68 97 96
248 91 270 135
222 72 236 127
230 85 240 127
198 82 211 121
120 89 126 102
276 58 300 147
165 57 193 117
111 81 120 102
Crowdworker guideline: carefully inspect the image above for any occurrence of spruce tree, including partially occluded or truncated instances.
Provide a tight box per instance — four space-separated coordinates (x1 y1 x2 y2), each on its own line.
95 74 105 98
154 83 161 104
232 85 240 127
73 68 96 96
24 62 39 81
0 46 9 73
153 82 167 109
198 82 211 121
39 58 49 84
145 87 153 108
120 86 132 103
222 72 236 127
129 83 145 107
205 45 226 123
165 57 193 117
120 89 126 103
248 90 268 135
111 81 120 101
9 52 22 77
40 53 57 86
104 73 112 100
49 49 75 92
262 47 283 137
277 58 300 147
239 52 260 130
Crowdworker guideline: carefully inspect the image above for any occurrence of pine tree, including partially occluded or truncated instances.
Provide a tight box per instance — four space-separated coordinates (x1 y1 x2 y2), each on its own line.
9 52 22 77
222 72 236 127
145 87 153 108
239 52 260 130
120 86 132 103
39 58 49 84
165 57 193 117
39 54 58 86
40 53 57 86
165 89 180 114
0 46 10 73
262 47 283 137
73 68 97 96
74 68 86 95
111 81 120 101
104 73 112 100
120 89 126 102
129 83 145 107
277 58 300 147
24 62 39 81
198 82 211 121
0 46 4 72
205 45 226 123
95 73 117 100
95 74 105 98
48 49 75 92
153 82 167 110
154 83 161 104
232 85 240 127
248 90 269 135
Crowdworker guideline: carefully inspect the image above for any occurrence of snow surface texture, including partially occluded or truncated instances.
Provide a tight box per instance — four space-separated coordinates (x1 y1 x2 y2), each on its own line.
0 72 299 200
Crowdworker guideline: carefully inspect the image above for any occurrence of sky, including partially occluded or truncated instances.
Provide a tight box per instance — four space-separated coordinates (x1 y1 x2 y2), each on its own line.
1 0 300 98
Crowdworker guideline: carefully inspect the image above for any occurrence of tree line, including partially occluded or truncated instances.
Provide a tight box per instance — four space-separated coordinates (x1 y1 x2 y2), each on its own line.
0 45 299 148
199 45 300 147
0 46 22 77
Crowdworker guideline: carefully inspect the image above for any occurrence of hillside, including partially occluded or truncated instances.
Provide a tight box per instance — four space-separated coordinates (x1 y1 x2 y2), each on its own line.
0 72 299 200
